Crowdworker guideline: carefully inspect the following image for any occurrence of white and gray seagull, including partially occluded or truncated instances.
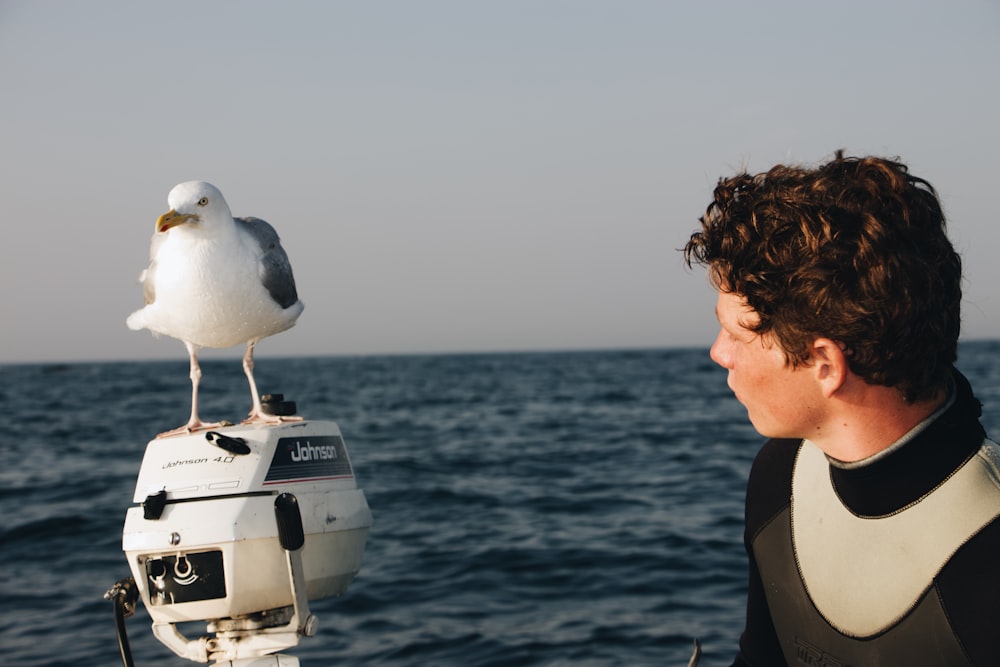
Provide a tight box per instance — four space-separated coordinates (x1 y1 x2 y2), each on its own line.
127 181 304 437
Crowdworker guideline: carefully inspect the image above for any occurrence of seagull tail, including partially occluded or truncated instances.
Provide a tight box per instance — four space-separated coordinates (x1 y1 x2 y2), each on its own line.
126 308 149 331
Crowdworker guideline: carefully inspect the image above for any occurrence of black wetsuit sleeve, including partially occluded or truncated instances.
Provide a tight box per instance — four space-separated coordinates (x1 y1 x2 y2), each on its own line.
730 438 800 667
730 548 781 666
937 516 1000 666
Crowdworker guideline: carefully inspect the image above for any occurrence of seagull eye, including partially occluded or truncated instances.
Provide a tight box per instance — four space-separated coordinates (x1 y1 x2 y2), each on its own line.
197 197 209 207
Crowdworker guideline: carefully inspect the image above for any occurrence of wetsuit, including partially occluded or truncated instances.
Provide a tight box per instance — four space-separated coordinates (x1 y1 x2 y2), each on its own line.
732 372 1000 666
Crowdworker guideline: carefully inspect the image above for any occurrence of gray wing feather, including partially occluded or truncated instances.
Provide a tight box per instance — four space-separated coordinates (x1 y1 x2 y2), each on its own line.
236 217 300 309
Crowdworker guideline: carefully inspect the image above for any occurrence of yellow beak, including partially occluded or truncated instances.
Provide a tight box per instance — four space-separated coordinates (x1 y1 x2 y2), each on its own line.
157 210 199 233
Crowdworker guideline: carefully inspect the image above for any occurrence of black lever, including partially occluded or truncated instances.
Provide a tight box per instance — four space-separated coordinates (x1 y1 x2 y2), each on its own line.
143 489 168 520
205 431 251 455
275 493 305 551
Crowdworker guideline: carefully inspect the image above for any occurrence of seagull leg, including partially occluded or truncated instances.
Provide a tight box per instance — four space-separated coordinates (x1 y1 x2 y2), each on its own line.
157 342 224 438
242 339 302 425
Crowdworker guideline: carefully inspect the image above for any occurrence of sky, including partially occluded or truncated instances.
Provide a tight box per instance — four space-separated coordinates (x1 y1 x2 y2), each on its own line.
1 1 998 364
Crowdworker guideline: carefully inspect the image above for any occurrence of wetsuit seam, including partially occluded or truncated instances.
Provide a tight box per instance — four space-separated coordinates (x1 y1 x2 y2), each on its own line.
830 449 981 520
932 580 976 666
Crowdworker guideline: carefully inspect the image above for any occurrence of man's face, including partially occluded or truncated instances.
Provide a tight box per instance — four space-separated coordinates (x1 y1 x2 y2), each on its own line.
709 291 822 439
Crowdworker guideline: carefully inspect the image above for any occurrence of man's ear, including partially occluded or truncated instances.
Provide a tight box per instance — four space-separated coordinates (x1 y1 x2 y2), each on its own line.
810 338 848 398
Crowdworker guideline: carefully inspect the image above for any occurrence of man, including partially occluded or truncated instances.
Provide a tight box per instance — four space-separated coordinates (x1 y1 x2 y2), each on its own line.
683 152 999 665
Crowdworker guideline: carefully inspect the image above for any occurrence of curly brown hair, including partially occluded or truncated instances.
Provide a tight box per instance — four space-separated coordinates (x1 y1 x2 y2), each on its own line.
683 151 962 402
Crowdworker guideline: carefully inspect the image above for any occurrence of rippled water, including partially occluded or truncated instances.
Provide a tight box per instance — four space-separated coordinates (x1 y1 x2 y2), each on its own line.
2 343 997 666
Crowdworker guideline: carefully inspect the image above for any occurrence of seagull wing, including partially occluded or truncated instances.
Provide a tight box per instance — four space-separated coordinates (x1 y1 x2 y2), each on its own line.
236 217 300 309
139 233 166 305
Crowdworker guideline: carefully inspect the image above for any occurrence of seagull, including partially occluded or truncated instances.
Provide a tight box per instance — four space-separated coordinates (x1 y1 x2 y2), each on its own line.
127 181 304 437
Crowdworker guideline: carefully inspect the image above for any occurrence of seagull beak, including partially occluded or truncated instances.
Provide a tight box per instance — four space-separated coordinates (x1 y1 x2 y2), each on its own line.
157 210 199 233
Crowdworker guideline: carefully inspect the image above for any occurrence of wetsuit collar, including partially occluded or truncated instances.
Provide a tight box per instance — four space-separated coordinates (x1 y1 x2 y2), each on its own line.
826 370 987 517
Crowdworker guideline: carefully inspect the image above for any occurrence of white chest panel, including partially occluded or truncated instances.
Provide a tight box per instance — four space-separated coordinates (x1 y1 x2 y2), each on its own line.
791 438 1000 637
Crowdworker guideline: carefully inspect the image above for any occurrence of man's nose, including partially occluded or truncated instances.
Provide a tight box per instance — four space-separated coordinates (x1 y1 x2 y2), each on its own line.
709 330 732 369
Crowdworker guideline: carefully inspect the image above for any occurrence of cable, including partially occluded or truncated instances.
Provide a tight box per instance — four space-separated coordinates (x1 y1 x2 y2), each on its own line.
105 576 138 667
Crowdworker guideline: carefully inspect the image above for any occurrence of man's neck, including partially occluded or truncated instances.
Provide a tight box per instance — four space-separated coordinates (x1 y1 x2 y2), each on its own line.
809 378 948 463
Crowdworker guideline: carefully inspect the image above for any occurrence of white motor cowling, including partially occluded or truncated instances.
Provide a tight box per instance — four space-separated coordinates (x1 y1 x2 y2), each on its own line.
121 419 373 665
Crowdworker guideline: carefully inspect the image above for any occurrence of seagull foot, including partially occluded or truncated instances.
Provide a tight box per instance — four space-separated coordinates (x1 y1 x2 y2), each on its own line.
242 412 304 426
156 420 232 439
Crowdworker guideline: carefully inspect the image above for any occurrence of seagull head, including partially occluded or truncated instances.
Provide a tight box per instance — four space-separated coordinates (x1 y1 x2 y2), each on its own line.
157 181 234 234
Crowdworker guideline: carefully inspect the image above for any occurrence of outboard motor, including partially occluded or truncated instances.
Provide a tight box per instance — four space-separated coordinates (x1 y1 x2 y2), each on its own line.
108 416 373 666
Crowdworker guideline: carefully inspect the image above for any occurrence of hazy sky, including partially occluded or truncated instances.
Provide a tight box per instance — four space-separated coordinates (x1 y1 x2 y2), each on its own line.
2 1 998 364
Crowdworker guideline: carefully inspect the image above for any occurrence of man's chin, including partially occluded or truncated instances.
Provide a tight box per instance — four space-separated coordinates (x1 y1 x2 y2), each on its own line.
746 413 780 439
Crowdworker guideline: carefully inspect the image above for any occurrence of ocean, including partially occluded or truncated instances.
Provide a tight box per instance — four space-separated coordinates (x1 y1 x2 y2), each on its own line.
2 343 998 667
